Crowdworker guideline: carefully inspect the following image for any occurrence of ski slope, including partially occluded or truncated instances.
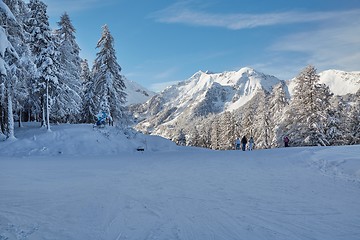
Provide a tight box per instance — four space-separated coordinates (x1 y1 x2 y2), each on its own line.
0 124 360 240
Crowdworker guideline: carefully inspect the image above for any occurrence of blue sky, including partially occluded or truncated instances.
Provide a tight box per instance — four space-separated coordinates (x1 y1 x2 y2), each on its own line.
44 0 360 92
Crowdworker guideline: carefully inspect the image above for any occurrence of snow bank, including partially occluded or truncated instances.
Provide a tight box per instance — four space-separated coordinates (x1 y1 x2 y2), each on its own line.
0 123 180 157
308 145 360 183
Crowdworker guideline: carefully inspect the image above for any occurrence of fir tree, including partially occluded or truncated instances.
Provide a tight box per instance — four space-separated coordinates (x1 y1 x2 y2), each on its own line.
269 83 289 147
80 59 96 123
283 65 332 146
4 0 37 127
0 1 21 139
218 111 236 150
348 90 360 144
175 128 186 146
92 25 126 125
27 0 58 131
210 116 221 150
53 12 82 123
252 89 270 149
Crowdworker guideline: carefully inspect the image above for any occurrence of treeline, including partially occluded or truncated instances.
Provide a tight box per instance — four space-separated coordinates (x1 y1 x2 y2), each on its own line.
169 66 360 149
0 0 126 139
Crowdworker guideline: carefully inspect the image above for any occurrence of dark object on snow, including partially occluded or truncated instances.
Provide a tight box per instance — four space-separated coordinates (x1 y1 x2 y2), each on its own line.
284 136 290 147
94 112 107 128
241 136 247 151
136 147 145 151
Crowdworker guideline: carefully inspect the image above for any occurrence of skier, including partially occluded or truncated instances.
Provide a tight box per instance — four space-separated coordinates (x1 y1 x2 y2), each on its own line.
241 136 247 151
283 136 289 147
235 137 241 150
248 136 254 151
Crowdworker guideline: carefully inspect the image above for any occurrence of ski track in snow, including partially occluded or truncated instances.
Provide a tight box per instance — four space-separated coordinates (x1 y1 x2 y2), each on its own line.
0 124 359 239
1 148 360 240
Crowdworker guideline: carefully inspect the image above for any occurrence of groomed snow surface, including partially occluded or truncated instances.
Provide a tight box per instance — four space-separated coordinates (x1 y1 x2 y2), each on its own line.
1 123 360 240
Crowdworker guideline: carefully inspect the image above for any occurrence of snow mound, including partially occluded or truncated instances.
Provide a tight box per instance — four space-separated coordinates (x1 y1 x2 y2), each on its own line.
308 145 360 183
0 123 179 157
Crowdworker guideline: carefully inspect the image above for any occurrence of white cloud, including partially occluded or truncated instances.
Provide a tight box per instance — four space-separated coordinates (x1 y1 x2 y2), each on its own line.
153 67 179 80
152 3 360 30
270 14 360 72
149 81 181 93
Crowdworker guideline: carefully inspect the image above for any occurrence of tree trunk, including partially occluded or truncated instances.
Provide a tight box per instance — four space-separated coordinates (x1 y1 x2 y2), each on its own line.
6 85 15 140
41 96 46 128
18 110 22 128
46 80 51 131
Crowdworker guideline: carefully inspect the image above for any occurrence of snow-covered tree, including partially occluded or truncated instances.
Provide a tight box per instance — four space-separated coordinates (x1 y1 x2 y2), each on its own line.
0 2 20 139
3 0 37 127
348 90 360 144
210 116 221 150
283 65 332 146
252 89 270 149
218 111 236 150
186 124 201 147
326 97 349 145
91 25 126 125
174 128 186 146
80 59 97 123
80 59 91 83
26 0 58 131
52 12 82 123
269 83 289 147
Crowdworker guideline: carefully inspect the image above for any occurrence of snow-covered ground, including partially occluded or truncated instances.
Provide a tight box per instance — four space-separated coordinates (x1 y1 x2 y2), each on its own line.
1 124 360 240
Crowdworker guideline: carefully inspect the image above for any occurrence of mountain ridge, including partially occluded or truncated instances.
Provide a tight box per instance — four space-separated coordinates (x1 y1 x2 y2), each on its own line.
133 67 359 136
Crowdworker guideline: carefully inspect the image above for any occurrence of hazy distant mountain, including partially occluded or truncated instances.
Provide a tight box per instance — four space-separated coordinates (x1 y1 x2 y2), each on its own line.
123 77 156 106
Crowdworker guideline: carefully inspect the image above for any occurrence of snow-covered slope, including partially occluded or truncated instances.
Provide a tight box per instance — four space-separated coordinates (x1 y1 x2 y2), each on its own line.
0 123 178 156
123 77 155 106
135 67 282 133
0 125 359 240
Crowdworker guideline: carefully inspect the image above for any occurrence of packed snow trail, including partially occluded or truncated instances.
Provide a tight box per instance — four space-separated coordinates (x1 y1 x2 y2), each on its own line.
1 146 360 240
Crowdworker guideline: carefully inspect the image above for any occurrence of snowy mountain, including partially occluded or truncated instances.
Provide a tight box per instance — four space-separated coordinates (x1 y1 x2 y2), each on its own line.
319 70 360 95
134 67 282 133
287 69 360 96
123 77 156 106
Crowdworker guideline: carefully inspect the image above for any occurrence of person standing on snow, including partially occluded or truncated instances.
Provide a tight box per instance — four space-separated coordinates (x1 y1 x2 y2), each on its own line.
241 136 247 151
248 136 254 151
235 137 241 150
283 136 290 147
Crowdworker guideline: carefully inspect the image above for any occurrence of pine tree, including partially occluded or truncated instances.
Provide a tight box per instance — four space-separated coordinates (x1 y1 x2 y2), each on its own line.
252 89 270 149
80 59 91 84
4 0 37 127
348 90 360 144
269 83 288 147
53 12 82 123
26 0 58 131
327 97 349 145
174 128 186 146
218 111 236 150
92 25 126 125
210 116 221 150
283 65 332 146
0 2 20 139
80 59 97 123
